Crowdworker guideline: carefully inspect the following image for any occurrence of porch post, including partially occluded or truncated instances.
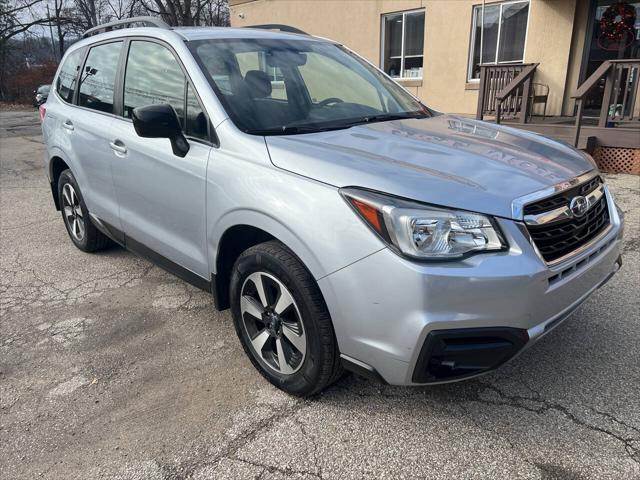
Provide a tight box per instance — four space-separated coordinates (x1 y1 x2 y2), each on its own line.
519 77 532 124
477 66 487 120
573 98 584 147
599 66 615 127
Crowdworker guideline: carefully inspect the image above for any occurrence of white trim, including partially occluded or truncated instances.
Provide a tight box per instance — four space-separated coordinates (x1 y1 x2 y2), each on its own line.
379 15 385 68
467 5 481 82
480 0 485 69
522 0 531 62
494 3 503 64
381 8 425 80
399 11 406 77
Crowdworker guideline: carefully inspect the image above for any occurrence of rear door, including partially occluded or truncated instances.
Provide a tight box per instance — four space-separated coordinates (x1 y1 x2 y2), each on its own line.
45 47 85 163
109 39 213 278
70 40 124 229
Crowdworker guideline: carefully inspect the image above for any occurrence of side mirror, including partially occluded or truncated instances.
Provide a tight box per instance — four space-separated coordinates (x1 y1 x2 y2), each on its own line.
132 104 190 157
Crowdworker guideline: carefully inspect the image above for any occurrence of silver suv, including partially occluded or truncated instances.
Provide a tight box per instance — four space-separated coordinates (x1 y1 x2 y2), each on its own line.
41 19 624 396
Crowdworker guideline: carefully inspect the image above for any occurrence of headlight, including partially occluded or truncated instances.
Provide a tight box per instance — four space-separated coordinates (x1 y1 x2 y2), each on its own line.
341 188 506 260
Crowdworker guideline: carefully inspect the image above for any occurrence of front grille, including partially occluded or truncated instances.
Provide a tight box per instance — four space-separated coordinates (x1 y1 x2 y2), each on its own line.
523 176 601 215
525 177 610 263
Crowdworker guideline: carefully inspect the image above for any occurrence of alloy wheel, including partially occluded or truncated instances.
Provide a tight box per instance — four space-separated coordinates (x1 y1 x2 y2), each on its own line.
240 271 306 375
62 183 85 242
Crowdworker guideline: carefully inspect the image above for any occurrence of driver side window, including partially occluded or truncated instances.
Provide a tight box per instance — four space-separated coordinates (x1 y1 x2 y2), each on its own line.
298 52 383 109
123 40 209 142
124 41 185 120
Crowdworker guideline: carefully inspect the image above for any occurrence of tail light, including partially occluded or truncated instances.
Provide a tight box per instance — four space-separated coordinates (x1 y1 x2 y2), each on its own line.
39 104 46 122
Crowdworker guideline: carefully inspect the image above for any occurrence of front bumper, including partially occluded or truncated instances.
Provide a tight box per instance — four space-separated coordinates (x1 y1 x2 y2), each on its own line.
318 191 624 386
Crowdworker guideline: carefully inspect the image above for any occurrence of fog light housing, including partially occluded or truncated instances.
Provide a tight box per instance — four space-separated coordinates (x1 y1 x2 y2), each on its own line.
412 327 529 383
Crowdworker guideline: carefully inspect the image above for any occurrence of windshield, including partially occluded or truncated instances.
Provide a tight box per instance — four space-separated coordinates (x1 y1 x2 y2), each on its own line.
38 85 50 93
189 38 430 135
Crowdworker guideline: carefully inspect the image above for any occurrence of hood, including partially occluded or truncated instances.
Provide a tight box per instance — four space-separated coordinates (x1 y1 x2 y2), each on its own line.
265 115 594 219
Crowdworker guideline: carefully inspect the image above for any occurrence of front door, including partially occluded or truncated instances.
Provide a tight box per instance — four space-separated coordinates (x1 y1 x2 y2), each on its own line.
110 39 212 279
581 0 640 114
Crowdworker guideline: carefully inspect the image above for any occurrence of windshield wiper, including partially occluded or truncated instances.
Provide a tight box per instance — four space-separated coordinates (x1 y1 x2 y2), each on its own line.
249 123 353 136
248 111 429 136
342 111 429 127
301 111 429 132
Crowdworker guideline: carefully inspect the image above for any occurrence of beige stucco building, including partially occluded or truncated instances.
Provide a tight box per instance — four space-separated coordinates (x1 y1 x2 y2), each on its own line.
229 0 639 120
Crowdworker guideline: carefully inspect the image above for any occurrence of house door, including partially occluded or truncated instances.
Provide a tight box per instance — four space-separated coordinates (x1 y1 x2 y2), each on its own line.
580 0 640 115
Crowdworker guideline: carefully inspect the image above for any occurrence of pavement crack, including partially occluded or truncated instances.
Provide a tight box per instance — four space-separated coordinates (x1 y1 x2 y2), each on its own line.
587 406 640 436
212 400 308 464
227 456 323 479
293 415 324 478
476 382 640 465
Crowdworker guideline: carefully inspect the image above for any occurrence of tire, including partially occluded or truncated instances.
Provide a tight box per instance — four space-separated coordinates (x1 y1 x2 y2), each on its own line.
57 169 111 252
230 240 343 396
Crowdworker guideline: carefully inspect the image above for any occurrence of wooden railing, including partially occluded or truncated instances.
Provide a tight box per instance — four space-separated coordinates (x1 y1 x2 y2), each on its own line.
476 63 538 123
571 59 640 146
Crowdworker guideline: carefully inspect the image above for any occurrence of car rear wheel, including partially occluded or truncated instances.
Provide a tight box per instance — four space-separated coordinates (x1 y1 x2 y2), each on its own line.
58 169 111 252
230 240 343 396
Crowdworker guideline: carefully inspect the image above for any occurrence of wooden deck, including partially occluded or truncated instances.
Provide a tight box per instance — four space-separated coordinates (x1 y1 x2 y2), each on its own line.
501 116 639 151
477 60 640 152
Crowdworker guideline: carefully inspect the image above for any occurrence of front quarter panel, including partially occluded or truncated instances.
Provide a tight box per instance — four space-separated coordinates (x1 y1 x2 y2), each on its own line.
207 121 385 281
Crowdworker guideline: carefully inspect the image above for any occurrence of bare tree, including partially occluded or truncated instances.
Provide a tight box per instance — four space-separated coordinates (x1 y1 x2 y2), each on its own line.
140 0 228 27
202 0 228 27
104 0 143 20
1 0 49 99
49 0 69 58
0 0 230 100
1 0 46 41
73 0 100 29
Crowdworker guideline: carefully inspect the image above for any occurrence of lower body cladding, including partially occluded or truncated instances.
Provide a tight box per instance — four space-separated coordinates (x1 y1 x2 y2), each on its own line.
318 206 624 386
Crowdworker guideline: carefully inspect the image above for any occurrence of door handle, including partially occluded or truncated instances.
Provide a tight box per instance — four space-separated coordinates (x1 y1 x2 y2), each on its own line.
62 120 74 131
109 140 127 155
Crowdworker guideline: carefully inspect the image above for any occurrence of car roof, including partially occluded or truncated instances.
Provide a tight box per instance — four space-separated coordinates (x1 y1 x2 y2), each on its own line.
64 25 334 60
72 26 330 48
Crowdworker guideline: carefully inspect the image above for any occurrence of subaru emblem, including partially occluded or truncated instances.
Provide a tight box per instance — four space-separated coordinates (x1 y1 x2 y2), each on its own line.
569 196 589 217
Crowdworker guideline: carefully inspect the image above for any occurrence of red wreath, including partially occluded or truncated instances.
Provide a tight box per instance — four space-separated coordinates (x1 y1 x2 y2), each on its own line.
598 1 636 51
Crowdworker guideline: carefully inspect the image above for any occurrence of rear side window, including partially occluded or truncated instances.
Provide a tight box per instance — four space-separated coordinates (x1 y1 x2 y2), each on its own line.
78 41 123 114
56 49 84 103
123 41 185 120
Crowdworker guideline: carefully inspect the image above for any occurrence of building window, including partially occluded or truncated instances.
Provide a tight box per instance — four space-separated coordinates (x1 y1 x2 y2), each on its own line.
381 9 425 79
468 1 530 81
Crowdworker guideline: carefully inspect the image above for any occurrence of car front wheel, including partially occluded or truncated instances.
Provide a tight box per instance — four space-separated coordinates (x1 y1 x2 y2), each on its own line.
230 240 342 396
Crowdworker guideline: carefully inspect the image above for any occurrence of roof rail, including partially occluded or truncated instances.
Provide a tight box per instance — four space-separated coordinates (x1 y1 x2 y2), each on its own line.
82 16 170 38
245 24 307 35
